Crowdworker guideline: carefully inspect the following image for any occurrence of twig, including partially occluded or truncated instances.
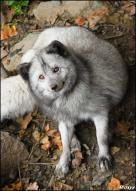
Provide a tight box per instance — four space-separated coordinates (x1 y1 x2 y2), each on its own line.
41 118 46 130
29 29 44 33
28 162 57 166
28 143 38 160
18 162 23 190
103 34 124 40
48 175 55 188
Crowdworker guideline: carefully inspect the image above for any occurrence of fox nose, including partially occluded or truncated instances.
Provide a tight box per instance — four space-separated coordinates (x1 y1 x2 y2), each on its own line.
51 84 58 91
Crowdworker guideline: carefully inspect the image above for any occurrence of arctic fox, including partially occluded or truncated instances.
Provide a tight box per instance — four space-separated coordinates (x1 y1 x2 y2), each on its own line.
1 26 128 177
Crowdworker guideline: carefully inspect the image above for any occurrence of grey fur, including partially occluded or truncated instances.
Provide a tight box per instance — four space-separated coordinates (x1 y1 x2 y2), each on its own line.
19 26 128 177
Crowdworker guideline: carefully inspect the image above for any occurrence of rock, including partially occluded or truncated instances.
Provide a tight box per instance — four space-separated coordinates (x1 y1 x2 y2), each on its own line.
1 131 29 185
33 1 92 27
3 32 39 72
1 64 8 79
92 171 112 186
1 12 6 25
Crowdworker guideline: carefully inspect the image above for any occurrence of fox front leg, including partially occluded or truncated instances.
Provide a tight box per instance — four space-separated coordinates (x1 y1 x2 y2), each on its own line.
55 121 74 177
93 113 112 171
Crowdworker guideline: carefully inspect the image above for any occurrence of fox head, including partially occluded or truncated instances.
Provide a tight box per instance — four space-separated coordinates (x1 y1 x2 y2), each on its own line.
17 40 78 100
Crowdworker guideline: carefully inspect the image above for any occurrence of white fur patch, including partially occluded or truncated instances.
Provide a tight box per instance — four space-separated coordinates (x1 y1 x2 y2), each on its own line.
21 49 35 63
1 75 35 121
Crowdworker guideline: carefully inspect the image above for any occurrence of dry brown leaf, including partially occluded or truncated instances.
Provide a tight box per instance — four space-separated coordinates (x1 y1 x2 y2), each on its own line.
40 135 49 144
19 129 26 139
44 123 50 132
26 182 39 190
14 182 22 190
32 130 41 142
116 121 129 136
107 176 121 190
46 129 57 137
41 141 51 151
44 124 62 151
1 47 8 59
41 135 51 150
87 6 109 29
53 182 73 191
121 1 135 15
17 113 32 130
52 135 62 151
75 16 86 26
2 181 22 191
72 150 83 168
111 146 120 155
1 24 17 40
82 175 91 182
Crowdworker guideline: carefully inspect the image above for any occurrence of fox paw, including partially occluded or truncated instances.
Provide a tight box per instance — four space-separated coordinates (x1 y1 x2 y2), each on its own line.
55 152 70 178
55 162 69 178
98 155 112 171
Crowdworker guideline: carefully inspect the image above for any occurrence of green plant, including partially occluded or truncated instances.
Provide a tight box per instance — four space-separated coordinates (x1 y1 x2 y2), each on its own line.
6 0 29 15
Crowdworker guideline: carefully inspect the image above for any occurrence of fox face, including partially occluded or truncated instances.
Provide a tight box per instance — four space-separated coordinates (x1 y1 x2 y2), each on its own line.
17 40 78 101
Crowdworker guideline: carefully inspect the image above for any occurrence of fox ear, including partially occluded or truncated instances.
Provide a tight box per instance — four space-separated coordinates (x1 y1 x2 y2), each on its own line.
46 40 69 57
17 62 31 81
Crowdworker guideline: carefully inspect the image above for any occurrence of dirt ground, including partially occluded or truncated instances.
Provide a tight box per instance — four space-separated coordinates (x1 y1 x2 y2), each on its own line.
1 1 135 190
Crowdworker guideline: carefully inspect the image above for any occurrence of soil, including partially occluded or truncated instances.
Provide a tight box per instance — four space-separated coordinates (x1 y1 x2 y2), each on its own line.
1 1 135 190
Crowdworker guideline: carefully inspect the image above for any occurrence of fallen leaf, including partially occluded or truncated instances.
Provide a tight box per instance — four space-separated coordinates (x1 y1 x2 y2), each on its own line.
116 121 129 136
1 24 17 40
46 129 57 137
111 146 120 154
72 150 83 168
44 123 50 132
40 135 49 144
14 181 22 190
53 182 73 191
82 175 91 182
41 135 51 150
26 182 39 190
19 129 26 139
52 135 62 151
107 176 121 190
21 113 32 129
2 181 22 191
1 47 8 59
87 6 109 29
32 130 41 142
75 16 86 26
41 141 51 151
121 1 135 15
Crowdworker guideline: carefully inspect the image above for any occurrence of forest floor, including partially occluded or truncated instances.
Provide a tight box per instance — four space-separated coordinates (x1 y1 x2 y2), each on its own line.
1 1 135 190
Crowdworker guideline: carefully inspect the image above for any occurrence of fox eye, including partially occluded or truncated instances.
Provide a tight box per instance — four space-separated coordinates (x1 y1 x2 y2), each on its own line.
53 67 59 73
39 74 45 80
